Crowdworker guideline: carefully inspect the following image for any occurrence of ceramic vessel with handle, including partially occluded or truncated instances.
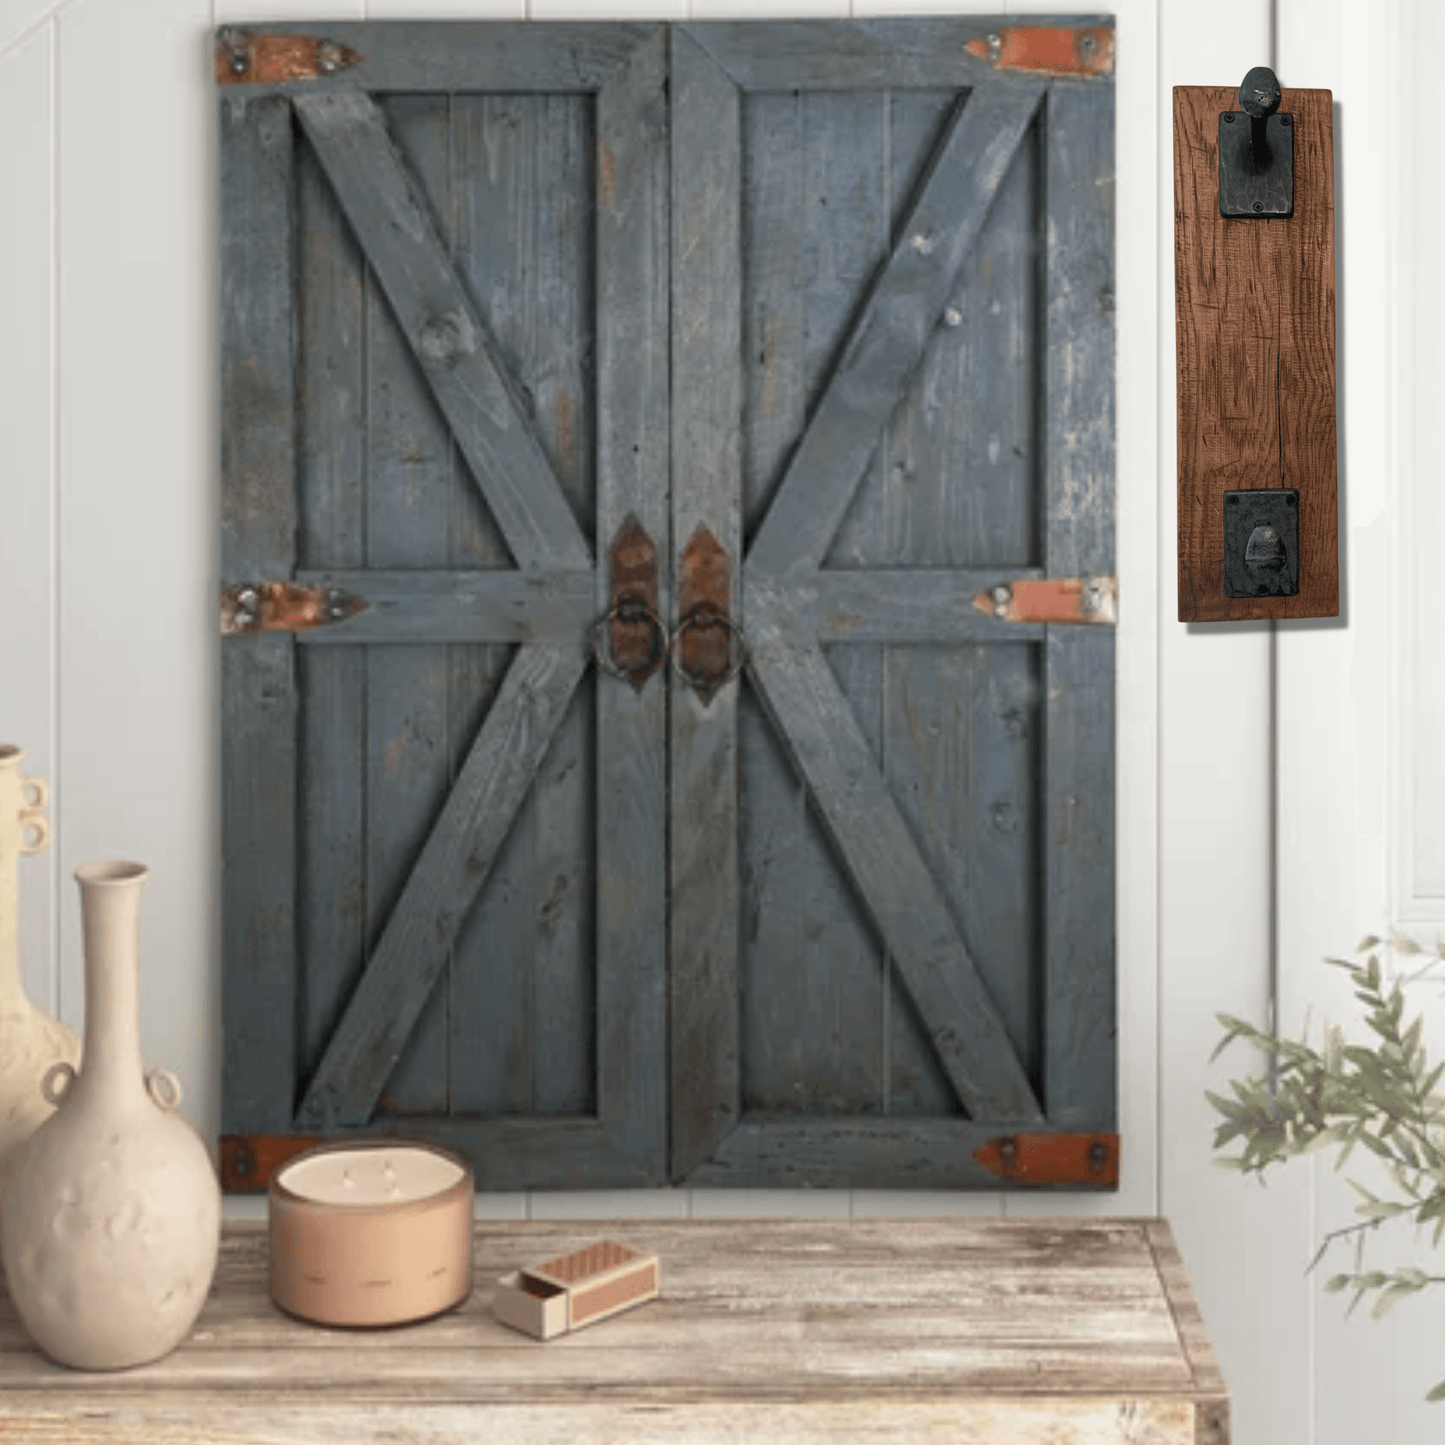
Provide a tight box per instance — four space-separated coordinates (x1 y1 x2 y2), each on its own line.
0 745 81 1205
0 861 220 1370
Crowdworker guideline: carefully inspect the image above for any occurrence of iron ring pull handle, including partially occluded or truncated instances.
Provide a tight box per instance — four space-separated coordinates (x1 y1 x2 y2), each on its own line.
670 605 746 699
590 600 668 685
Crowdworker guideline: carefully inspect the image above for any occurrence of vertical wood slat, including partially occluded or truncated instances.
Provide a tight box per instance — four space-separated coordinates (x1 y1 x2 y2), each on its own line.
595 30 670 1180
365 95 454 1116
1044 82 1115 1133
799 90 889 1117
447 96 550 1121
1173 86 1337 621
669 29 741 1180
295 129 366 1089
738 88 810 1122
220 93 299 1135
519 95 595 1120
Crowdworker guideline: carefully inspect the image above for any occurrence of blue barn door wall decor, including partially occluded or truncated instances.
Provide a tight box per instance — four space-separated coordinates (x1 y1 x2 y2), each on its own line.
216 18 1116 1193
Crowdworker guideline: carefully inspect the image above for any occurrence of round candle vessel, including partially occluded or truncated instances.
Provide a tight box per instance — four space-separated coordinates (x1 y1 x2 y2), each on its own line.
268 1140 473 1328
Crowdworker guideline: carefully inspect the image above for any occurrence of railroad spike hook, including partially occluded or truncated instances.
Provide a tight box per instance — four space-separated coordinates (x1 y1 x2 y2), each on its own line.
1238 65 1281 171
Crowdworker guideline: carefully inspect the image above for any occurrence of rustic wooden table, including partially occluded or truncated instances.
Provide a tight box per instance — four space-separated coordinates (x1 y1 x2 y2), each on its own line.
0 1216 1227 1444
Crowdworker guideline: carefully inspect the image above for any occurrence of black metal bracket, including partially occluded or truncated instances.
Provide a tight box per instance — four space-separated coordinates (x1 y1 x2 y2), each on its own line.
1223 489 1300 598
1219 65 1294 218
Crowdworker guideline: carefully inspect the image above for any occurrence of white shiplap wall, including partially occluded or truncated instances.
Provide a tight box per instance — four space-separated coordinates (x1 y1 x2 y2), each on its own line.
1 1 1440 1440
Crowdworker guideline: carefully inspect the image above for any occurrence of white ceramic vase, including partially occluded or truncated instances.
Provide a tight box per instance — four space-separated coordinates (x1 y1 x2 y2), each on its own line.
0 861 220 1370
0 745 81 1205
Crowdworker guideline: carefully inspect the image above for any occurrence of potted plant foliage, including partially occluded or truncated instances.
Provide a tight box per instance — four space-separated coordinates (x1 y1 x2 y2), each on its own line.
1209 932 1445 1402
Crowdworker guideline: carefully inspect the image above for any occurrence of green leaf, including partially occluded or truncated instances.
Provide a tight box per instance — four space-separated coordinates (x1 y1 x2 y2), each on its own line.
1404 1017 1424 1061
1426 1378 1445 1404
1355 936 1382 952
1391 933 1423 956
1396 1266 1430 1289
1416 1194 1445 1224
1324 1273 1353 1293
1356 1199 1407 1221
1371 1283 1416 1319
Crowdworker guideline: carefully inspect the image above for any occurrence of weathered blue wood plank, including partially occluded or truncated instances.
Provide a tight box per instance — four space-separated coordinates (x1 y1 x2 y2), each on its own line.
827 89 956 1123
1045 83 1115 580
687 1117 1057 1190
292 569 594 645
507 92 594 1120
746 639 1042 1124
220 93 298 1137
293 87 591 575
1043 82 1115 1131
669 29 742 1180
216 22 657 96
1043 631 1115 1130
294 129 366 1092
597 30 670 1179
682 19 1062 92
753 569 1046 646
736 87 811 1131
790 90 891 1119
746 78 1045 580
295 642 587 1129
364 95 454 1118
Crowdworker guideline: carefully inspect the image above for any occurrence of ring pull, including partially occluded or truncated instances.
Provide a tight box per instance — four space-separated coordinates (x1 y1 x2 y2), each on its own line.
671 606 746 704
591 601 668 689
41 1061 77 1107
146 1068 184 1113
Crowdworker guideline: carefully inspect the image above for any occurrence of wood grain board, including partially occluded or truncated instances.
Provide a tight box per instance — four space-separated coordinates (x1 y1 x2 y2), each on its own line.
0 1218 1226 1443
1173 86 1338 621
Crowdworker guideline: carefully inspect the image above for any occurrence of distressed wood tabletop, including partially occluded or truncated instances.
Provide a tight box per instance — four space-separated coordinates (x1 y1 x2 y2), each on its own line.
0 1216 1227 1444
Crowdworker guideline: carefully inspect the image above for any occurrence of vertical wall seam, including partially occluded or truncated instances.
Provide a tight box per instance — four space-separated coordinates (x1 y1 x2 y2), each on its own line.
49 9 61 1021
1267 0 1282 1101
1154 0 1166 1224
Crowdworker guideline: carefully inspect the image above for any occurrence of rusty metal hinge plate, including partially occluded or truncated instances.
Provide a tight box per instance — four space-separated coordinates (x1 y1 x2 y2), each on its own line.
972 576 1117 625
974 1132 1119 1187
221 582 367 636
964 25 1114 77
220 1134 323 1192
215 28 363 86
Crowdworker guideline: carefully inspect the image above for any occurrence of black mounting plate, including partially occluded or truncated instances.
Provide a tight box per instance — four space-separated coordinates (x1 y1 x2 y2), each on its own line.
1223 489 1299 598
1218 112 1294 217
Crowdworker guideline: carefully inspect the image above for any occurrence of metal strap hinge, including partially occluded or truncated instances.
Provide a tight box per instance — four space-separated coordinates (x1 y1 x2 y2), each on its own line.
975 1132 1119 1186
964 25 1114 77
972 576 1117 625
215 27 363 85
221 582 367 636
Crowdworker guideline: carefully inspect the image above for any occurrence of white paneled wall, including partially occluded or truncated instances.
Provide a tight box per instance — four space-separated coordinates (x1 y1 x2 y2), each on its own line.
0 1 1437 1440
